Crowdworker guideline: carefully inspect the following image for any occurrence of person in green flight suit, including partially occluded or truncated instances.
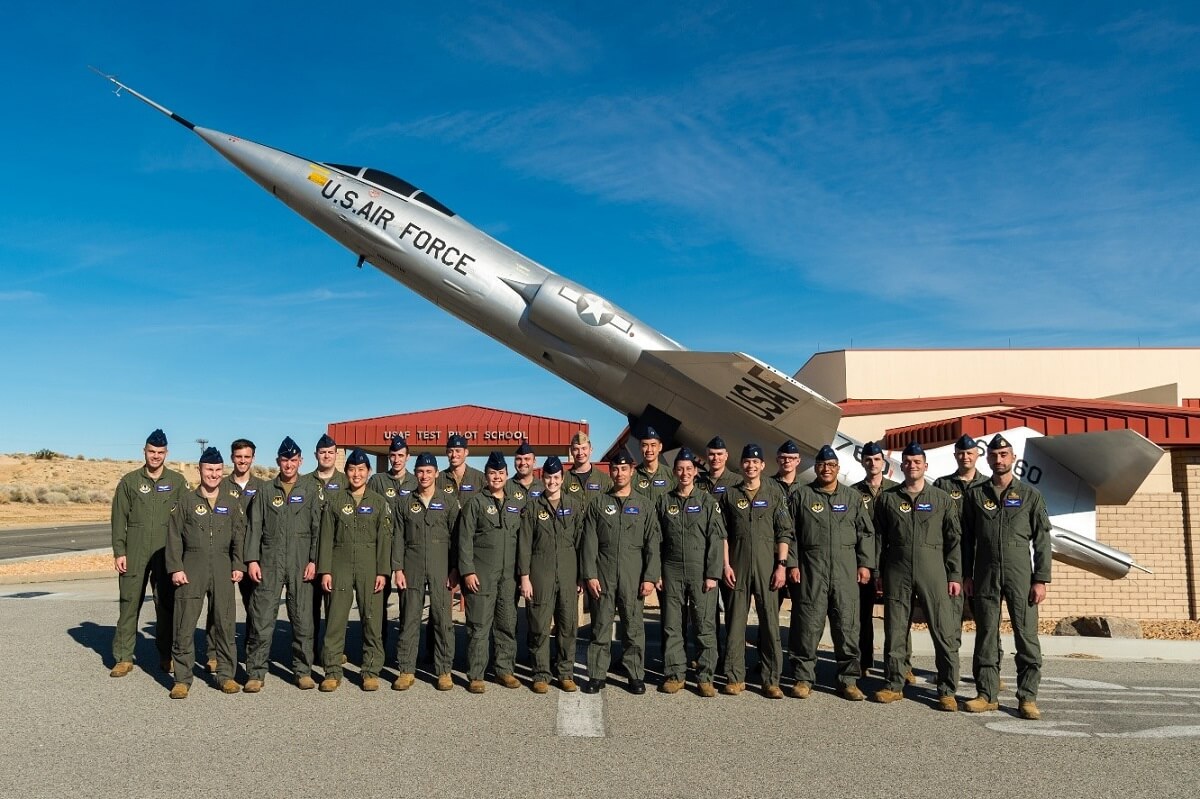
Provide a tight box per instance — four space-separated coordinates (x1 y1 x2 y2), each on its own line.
109 428 188 678
242 436 322 692
518 456 586 694
961 434 1052 721
719 443 794 699
391 452 460 692
368 435 417 663
309 433 346 665
166 447 246 699
850 441 898 677
458 451 526 693
580 449 662 694
787 445 875 701
698 435 739 673
655 448 725 697
317 448 392 692
634 426 675 500
933 434 992 689
564 431 613 497
871 441 962 711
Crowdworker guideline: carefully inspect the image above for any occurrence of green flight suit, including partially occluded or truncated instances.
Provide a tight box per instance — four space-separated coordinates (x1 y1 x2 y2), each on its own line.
518 492 586 683
166 487 246 685
963 478 1052 703
392 489 459 675
580 489 662 683
788 481 875 685
204 475 262 664
656 487 725 683
634 461 675 500
700 468 741 663
110 465 188 665
875 482 962 696
851 477 898 671
309 469 347 658
368 470 418 657
565 466 613 498
243 474 322 682
438 465 488 499
773 475 802 653
318 487 391 680
935 470 989 683
720 479 794 687
457 488 524 681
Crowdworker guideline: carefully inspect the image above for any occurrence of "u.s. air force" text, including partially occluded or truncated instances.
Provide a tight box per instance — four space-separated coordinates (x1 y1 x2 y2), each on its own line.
320 180 476 275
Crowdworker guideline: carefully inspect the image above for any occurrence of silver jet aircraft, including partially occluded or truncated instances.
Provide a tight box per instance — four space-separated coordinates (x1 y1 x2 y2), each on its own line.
96 71 1156 579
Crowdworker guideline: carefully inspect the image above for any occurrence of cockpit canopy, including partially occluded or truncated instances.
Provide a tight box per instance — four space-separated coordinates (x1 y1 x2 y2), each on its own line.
323 164 455 217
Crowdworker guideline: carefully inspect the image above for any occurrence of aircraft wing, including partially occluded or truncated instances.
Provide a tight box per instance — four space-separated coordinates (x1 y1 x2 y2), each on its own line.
1026 429 1163 505
617 350 842 455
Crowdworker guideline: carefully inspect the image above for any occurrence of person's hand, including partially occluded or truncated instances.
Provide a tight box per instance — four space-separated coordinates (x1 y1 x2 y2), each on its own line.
787 567 801 585
303 562 316 582
114 555 127 574
232 570 243 583
770 564 786 591
172 571 188 587
248 562 263 583
948 581 962 598
639 581 654 598
586 578 602 600
723 564 736 590
520 575 533 601
374 575 386 593
703 578 717 593
393 569 407 590
1029 581 1047 605
856 567 871 585
655 579 664 592
320 574 332 593
463 573 480 593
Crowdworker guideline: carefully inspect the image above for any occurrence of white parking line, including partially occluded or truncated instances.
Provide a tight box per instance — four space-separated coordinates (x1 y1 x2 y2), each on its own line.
1038 698 1179 705
1053 709 1200 718
557 691 605 738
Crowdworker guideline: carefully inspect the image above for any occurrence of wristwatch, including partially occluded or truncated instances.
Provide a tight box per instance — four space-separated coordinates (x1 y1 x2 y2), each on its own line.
776 559 788 568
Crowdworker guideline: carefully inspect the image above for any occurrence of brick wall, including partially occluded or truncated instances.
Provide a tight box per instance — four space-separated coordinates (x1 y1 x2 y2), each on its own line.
1171 449 1200 620
1037 493 1192 621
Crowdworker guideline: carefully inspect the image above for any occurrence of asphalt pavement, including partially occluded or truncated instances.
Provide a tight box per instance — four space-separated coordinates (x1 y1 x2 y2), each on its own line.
3 576 1199 799
0 522 109 560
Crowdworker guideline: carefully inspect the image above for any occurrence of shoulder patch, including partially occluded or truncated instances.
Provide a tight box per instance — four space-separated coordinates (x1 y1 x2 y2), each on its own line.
340 503 355 515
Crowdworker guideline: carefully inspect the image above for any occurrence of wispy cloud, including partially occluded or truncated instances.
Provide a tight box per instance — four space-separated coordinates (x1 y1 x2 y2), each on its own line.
0 290 42 301
448 9 597 74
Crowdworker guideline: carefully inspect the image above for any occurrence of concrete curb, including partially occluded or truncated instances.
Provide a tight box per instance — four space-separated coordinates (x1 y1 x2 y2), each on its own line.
0 569 112 586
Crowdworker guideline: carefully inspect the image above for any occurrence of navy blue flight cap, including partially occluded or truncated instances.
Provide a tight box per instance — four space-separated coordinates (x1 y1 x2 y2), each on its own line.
777 440 800 455
639 426 662 442
861 441 883 457
199 446 223 465
485 451 507 472
414 452 437 469
741 443 764 461
515 441 535 456
610 450 635 466
447 434 468 449
902 441 925 458
145 429 167 447
389 435 408 452
542 455 564 475
315 433 336 450
706 436 726 451
674 448 697 465
277 436 301 459
987 434 1013 451
954 435 977 451
815 445 838 462
345 448 370 468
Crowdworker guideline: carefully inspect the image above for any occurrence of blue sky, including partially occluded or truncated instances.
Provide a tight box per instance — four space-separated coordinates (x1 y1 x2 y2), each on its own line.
2 2 1198 461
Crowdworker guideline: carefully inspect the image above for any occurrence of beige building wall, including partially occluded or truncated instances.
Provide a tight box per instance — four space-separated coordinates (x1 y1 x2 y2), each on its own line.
795 348 1200 404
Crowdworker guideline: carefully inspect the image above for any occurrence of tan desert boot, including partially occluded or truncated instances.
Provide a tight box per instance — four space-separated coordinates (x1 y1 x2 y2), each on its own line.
496 674 520 689
109 661 133 678
318 677 340 692
436 673 454 691
840 683 865 701
392 673 415 691
1019 701 1041 720
468 679 486 694
873 688 904 703
697 682 717 698
963 696 999 713
168 683 189 700
296 675 317 690
790 682 812 699
243 679 264 694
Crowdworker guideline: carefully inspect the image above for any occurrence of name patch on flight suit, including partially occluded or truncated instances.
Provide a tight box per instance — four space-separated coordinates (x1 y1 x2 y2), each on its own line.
430 502 445 511
585 484 599 491
215 506 230 515
461 485 476 492
288 495 304 504
624 506 640 515
916 502 933 512
832 504 847 513
244 489 257 497
686 504 701 514
752 500 769 508
156 485 173 493
714 486 727 494
505 506 520 514
558 508 572 517
326 483 340 491
399 489 412 496
652 479 667 487
1004 496 1022 508
358 506 374 514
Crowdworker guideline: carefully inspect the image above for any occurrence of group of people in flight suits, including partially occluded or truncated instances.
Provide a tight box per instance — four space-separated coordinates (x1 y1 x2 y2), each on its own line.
108 423 1051 718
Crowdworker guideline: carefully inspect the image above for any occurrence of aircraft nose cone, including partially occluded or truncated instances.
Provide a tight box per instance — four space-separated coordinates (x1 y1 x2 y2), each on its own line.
194 127 306 193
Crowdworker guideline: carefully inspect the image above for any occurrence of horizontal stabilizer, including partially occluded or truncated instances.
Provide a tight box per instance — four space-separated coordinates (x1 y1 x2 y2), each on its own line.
1027 429 1163 505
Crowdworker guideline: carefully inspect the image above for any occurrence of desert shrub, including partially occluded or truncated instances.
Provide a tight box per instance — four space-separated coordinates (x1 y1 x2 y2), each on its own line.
33 449 58 460
40 491 69 505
